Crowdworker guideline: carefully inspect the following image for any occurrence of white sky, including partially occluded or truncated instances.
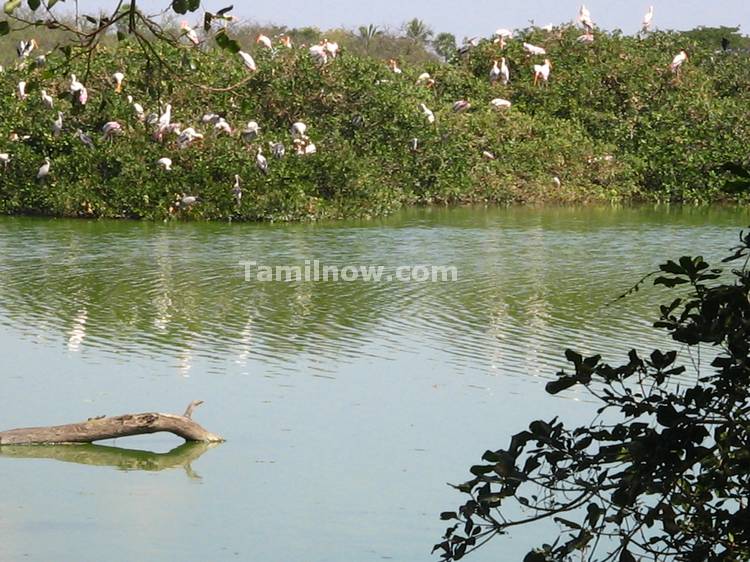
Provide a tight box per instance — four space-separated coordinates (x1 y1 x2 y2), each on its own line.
70 1 750 40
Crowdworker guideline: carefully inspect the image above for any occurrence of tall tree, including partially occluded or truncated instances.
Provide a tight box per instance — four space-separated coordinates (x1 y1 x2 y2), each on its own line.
357 24 382 54
404 18 433 46
432 32 456 61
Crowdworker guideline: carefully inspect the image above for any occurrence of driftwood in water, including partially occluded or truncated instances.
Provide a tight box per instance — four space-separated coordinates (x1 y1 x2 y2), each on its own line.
0 401 223 445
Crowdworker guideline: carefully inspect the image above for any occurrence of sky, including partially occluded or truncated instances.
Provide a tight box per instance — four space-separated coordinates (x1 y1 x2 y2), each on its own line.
72 0 749 40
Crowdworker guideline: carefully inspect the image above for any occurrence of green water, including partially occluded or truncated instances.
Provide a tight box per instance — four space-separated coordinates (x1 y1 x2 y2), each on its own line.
0 206 747 561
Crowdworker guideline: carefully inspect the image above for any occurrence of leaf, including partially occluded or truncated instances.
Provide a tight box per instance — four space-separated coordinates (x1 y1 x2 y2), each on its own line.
215 28 241 53
172 0 187 14
0 20 9 34
440 511 458 521
4 0 21 14
203 11 212 31
187 0 200 11
28 0 40 9
620 548 636 562
47 0 63 8
554 517 582 530
654 276 689 288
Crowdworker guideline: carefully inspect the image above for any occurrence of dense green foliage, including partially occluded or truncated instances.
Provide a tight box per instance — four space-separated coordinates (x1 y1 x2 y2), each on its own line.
435 228 750 560
0 19 749 220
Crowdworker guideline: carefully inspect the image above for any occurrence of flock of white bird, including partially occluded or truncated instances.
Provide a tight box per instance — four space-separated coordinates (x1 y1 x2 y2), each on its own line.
0 4 690 206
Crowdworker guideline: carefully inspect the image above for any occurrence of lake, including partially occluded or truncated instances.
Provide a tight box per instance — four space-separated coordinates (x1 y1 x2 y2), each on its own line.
0 205 746 561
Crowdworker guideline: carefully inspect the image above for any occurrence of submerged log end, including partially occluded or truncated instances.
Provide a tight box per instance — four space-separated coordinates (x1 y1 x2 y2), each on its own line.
0 401 225 446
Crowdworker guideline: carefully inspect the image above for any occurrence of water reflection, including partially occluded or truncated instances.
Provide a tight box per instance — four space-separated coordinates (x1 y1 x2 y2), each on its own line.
0 206 746 381
0 442 216 476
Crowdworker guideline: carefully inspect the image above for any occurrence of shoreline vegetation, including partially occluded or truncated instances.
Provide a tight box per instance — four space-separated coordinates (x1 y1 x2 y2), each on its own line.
0 13 749 221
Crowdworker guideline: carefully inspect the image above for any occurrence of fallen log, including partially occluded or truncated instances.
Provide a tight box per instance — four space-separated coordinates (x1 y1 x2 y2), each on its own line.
0 401 224 445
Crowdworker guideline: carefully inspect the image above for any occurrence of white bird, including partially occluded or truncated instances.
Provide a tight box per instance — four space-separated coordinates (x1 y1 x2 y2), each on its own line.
500 58 510 84
304 143 317 155
158 104 172 130
112 72 125 93
416 72 435 87
493 28 513 48
452 100 471 112
41 89 54 108
178 127 203 149
540 23 554 32
157 157 172 170
323 40 339 58
232 174 242 204
238 51 257 72
409 138 419 152
76 129 95 148
179 194 199 209
670 50 688 73
127 95 145 120
523 42 546 56
534 59 552 86
578 5 594 31
180 21 200 45
34 54 46 67
420 103 435 124
256 147 268 175
52 112 63 137
490 98 512 109
309 44 328 66
37 157 51 180
256 34 272 49
552 176 562 188
279 35 293 49
242 121 261 142
482 151 496 160
17 81 27 101
214 118 232 135
388 59 402 74
69 74 87 105
270 141 285 158
101 121 122 140
0 153 10 168
577 31 595 43
642 6 654 32
201 113 221 125
16 39 37 59
291 122 307 139
490 60 502 84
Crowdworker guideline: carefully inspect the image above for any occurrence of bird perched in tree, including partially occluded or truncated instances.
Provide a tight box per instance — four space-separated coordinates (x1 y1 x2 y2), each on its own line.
642 6 654 32
452 100 471 113
533 59 552 86
69 74 87 105
41 89 54 109
309 44 328 66
323 39 340 58
242 121 261 142
16 39 37 59
523 42 546 56
291 122 307 139
669 50 688 73
101 121 122 140
127 95 144 120
156 157 172 170
52 112 63 137
490 60 502 84
420 103 436 124
256 147 269 175
269 141 285 158
279 35 293 48
180 21 200 45
256 34 273 49
76 129 95 149
178 194 199 209
37 157 51 180
232 174 242 205
17 81 27 101
388 59 402 74
490 98 512 109
0 153 10 168
578 5 594 32
238 50 257 72
178 127 203 149
416 72 435 87
112 72 125 93
493 28 513 49
577 31 595 43
214 118 232 135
